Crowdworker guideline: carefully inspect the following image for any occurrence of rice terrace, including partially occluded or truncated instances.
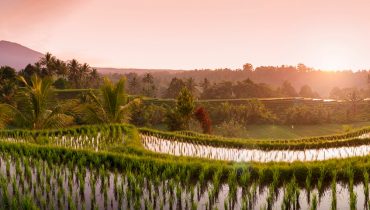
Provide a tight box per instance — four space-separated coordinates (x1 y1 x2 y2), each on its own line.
1 0 370 209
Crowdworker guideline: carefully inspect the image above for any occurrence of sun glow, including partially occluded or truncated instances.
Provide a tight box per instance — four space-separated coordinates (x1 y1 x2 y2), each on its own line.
315 43 355 71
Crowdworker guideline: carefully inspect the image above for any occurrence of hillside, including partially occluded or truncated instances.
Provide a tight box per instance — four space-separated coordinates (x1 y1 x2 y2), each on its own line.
0 41 368 97
0 40 44 70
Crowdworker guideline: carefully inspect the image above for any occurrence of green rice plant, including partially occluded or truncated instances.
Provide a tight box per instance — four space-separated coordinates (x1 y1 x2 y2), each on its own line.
281 176 300 210
6 159 10 177
317 166 326 198
139 125 370 150
310 193 318 210
1 123 370 210
364 169 369 207
191 201 197 210
331 172 337 210
347 167 357 210
266 168 280 209
227 169 238 209
176 184 182 209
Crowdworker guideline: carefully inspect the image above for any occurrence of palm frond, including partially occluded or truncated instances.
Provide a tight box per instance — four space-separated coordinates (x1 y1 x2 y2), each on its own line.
43 113 74 129
0 103 29 129
0 104 15 129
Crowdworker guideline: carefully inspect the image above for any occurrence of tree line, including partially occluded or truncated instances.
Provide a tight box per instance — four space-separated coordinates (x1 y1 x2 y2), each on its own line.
0 53 101 104
114 62 370 99
126 73 359 99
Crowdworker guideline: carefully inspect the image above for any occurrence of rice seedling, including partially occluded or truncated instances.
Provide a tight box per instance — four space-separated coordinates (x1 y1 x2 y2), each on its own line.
331 172 337 210
310 193 318 210
0 124 369 209
364 169 369 208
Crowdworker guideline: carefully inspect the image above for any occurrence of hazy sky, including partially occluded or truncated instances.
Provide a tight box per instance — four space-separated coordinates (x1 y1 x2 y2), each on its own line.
1 0 370 70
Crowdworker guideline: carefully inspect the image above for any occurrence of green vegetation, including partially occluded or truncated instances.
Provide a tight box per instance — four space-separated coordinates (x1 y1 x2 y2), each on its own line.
140 126 370 150
165 87 195 130
0 75 74 129
0 54 369 209
213 122 370 139
0 124 369 209
77 77 139 124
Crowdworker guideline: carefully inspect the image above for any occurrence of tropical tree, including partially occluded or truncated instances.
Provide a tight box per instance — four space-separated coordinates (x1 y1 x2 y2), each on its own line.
166 87 195 130
280 81 298 97
165 77 185 98
194 107 212 134
67 59 81 88
0 66 18 104
89 68 101 88
0 105 13 129
299 85 316 98
142 73 156 97
127 73 141 95
185 77 197 95
38 52 57 77
243 63 253 71
200 78 211 91
79 77 139 124
19 64 41 83
0 75 74 129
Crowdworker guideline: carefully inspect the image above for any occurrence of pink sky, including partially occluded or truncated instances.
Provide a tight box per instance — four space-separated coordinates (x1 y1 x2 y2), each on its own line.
1 0 370 70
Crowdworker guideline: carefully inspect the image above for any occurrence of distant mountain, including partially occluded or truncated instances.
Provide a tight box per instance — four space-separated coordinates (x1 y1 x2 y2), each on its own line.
0 40 44 70
0 40 182 74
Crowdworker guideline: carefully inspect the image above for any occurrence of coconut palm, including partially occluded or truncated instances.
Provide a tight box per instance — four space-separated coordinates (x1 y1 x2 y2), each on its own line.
79 77 139 124
89 68 101 88
39 52 57 77
0 75 74 129
0 104 13 129
67 59 81 88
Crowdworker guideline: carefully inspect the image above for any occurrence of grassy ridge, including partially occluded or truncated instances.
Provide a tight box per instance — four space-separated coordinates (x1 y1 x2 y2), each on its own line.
2 124 370 209
0 130 369 185
0 124 370 184
1 122 369 150
214 122 370 139
139 126 370 150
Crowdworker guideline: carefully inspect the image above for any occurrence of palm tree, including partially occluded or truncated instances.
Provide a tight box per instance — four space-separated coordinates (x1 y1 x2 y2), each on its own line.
39 52 57 77
0 105 13 129
79 77 139 124
89 68 101 88
67 59 81 88
0 75 74 129
55 59 68 78
79 63 91 88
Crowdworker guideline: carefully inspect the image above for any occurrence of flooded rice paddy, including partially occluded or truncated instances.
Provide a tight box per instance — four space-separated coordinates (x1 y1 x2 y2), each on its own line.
0 153 369 210
142 133 370 163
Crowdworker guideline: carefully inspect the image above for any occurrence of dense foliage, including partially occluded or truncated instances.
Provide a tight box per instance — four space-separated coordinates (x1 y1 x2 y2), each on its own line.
0 75 74 129
19 53 101 89
0 66 18 104
77 77 139 124
166 87 195 131
121 65 370 99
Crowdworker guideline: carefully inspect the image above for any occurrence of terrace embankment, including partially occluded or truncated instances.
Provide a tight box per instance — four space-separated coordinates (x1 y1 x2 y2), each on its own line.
140 128 370 162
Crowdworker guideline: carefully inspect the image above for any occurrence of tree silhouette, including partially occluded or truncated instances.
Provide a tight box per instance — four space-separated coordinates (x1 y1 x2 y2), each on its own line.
142 73 156 97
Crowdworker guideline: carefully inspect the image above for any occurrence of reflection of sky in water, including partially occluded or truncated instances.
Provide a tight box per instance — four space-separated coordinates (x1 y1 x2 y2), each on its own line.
142 133 370 163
